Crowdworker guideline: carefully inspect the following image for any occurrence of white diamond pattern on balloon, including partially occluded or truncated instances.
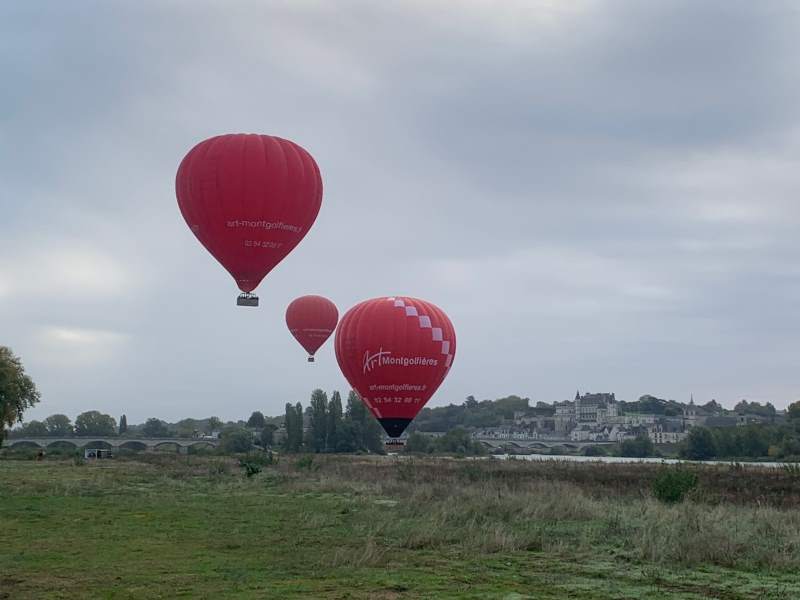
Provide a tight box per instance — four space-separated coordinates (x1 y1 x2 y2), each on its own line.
387 297 453 370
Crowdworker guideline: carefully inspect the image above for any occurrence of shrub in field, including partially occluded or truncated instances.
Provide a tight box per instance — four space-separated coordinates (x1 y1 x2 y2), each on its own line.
652 468 698 503
239 459 262 478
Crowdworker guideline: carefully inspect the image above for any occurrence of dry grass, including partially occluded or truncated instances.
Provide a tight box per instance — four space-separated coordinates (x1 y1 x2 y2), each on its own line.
272 455 800 570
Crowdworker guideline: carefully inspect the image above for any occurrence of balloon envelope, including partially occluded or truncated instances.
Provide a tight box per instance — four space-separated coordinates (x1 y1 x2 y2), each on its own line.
286 295 339 360
334 296 456 437
176 134 322 294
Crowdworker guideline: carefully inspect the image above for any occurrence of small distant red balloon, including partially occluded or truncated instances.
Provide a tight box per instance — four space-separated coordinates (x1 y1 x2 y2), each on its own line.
286 295 339 361
175 134 322 296
334 296 456 437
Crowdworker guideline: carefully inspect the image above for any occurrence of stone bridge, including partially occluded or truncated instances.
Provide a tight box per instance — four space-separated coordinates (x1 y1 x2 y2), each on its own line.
1 436 219 454
474 437 615 452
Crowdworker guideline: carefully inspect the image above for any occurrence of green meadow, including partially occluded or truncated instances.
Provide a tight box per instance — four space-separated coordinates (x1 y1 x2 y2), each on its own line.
2 454 799 599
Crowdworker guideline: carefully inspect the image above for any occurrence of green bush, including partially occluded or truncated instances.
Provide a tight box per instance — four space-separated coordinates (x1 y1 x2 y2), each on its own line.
651 468 698 504
238 459 262 478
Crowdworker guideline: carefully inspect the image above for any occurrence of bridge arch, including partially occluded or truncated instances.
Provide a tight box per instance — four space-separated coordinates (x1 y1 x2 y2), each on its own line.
7 440 42 449
119 441 147 452
187 441 216 451
153 441 181 452
85 440 114 450
46 440 78 451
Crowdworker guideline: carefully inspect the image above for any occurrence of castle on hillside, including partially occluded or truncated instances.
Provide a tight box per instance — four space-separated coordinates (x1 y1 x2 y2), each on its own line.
554 391 619 433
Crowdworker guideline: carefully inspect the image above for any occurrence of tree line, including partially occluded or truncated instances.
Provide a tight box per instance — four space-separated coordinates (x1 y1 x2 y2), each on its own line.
681 414 800 460
280 389 384 454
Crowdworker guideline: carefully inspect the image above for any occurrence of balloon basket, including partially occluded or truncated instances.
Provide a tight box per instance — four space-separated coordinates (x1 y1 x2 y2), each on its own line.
236 293 259 307
385 439 406 451
307 356 315 363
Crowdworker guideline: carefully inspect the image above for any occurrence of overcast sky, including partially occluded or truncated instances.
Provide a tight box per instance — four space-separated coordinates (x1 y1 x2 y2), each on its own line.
2 1 800 424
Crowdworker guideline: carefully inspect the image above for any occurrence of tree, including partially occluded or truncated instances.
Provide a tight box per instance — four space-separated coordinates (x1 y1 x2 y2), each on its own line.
21 420 48 436
405 432 433 453
246 411 266 429
141 418 170 438
175 418 200 438
788 401 800 421
434 428 486 455
308 389 329 452
74 411 117 437
682 427 717 460
283 403 303 452
260 424 277 448
327 391 343 452
207 417 223 434
294 402 304 451
344 391 384 453
119 414 128 435
220 427 254 453
283 403 295 451
620 434 655 458
0 346 41 439
45 414 73 436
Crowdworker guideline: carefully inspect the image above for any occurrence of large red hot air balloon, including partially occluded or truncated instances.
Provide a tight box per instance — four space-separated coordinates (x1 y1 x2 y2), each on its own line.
176 134 322 306
335 296 456 437
286 295 339 362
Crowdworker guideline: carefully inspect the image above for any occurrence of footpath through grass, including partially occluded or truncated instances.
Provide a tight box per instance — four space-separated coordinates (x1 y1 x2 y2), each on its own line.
1 454 799 599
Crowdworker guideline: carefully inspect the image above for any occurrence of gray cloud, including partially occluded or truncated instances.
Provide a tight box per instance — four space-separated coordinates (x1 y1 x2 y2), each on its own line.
1 0 799 423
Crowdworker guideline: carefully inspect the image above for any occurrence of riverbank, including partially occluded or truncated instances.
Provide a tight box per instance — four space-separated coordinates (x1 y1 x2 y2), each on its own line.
2 454 799 598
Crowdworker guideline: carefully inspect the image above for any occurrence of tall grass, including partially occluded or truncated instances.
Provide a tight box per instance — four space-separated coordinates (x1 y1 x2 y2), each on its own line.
4 453 800 571
278 456 800 570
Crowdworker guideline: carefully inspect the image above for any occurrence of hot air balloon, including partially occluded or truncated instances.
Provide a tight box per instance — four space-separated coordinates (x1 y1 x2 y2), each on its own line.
286 295 338 362
334 296 456 437
176 134 322 306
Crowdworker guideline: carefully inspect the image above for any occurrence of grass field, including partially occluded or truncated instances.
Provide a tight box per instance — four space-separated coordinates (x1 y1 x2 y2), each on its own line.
2 454 800 599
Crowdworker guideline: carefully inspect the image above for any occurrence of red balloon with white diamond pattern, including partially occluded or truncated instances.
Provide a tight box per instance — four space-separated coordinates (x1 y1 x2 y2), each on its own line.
334 296 456 437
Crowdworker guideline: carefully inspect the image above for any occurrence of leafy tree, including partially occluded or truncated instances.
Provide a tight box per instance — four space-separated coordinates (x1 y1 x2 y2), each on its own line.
220 427 254 453
343 391 384 453
207 417 223 434
142 418 171 438
405 432 433 453
0 346 41 439
788 401 800 421
283 403 295 451
583 445 607 457
308 389 329 452
21 420 48 436
259 424 277 448
74 411 117 437
246 411 266 429
619 434 655 458
327 391 343 452
294 402 304 450
119 414 128 435
283 403 303 452
682 427 717 460
45 414 73 436
174 418 200 438
701 400 722 414
433 428 485 455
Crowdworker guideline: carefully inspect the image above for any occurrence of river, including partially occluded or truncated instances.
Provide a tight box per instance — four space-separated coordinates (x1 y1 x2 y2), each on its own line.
493 453 793 469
